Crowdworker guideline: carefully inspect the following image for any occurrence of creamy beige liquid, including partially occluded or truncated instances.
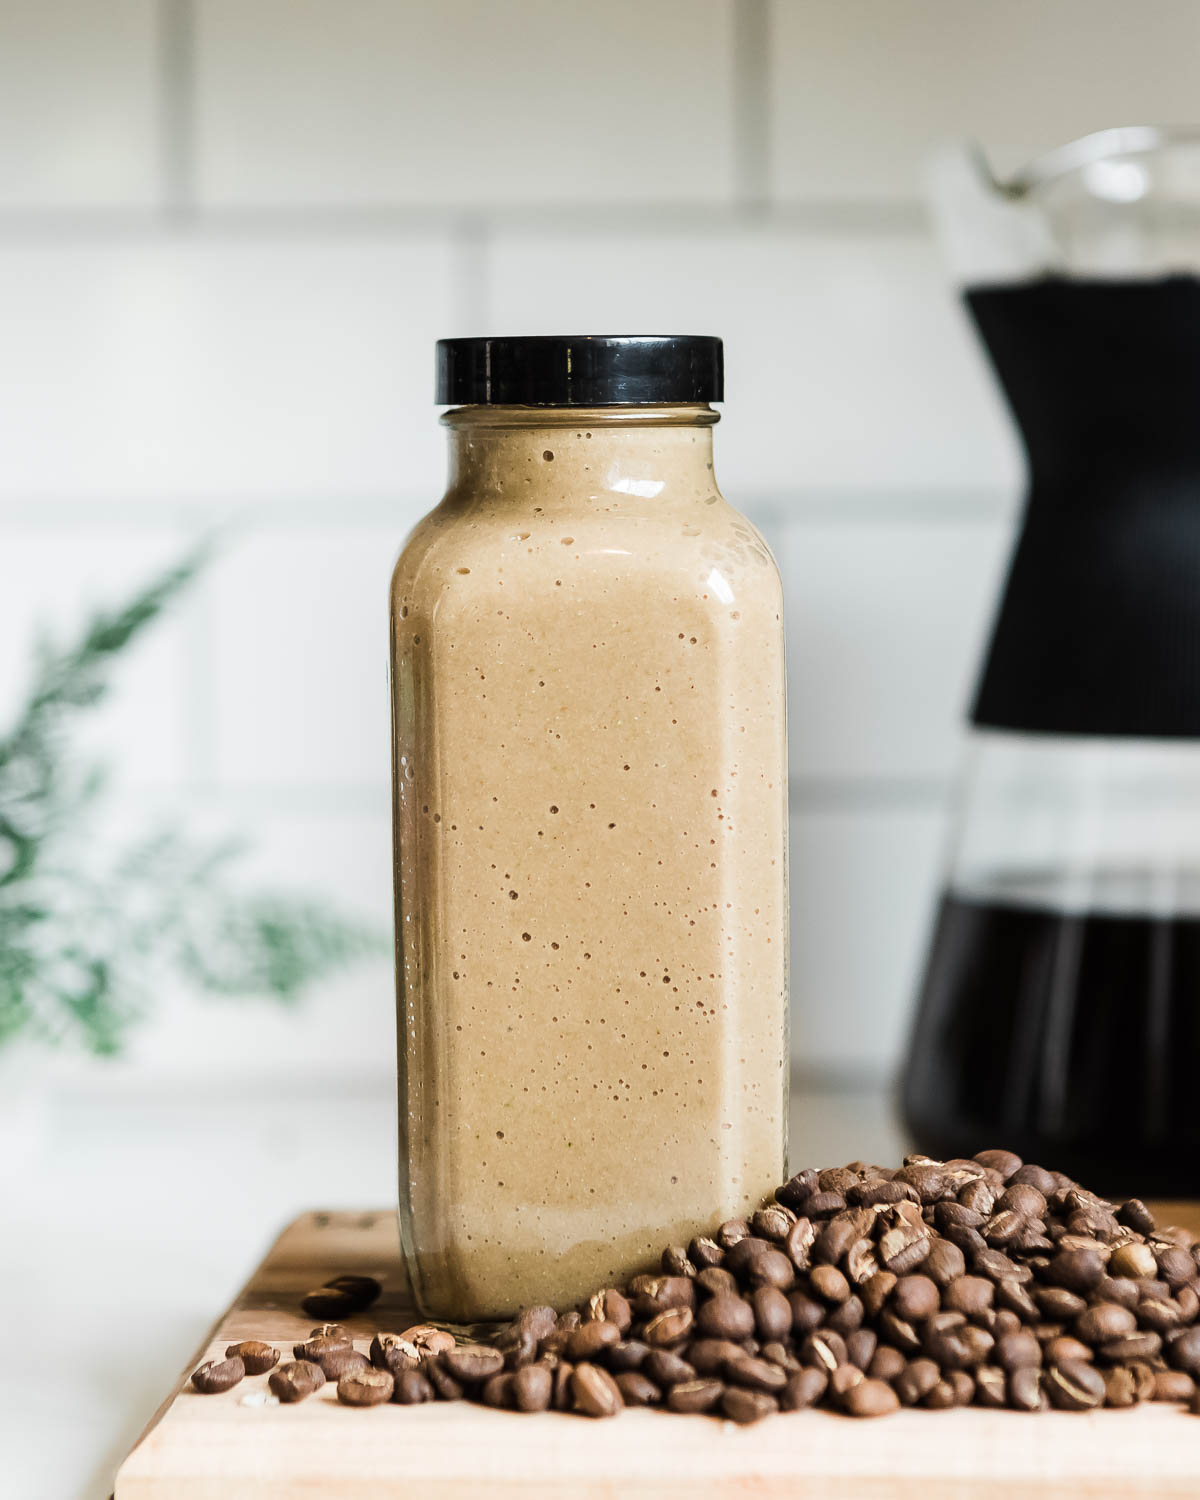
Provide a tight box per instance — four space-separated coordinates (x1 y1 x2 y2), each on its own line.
390 405 788 1321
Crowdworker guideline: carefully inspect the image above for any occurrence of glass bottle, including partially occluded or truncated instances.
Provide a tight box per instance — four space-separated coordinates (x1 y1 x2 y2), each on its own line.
903 132 1200 1194
390 336 789 1319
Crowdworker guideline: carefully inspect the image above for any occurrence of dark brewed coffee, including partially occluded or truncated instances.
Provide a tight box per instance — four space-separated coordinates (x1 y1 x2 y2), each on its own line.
902 884 1200 1195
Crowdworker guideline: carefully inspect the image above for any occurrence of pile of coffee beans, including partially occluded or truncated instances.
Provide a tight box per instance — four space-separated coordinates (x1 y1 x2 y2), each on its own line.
191 1150 1200 1422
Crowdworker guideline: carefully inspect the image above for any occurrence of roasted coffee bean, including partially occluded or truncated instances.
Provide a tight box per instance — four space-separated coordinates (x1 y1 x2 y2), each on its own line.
819 1166 861 1196
512 1306 558 1344
725 1352 788 1392
1076 1303 1137 1345
775 1168 818 1211
745 1248 796 1290
225 1341 278 1376
878 1308 922 1354
442 1346 505 1384
942 1275 993 1317
998 1184 1047 1218
845 1238 881 1286
191 1357 244 1394
994 1331 1041 1370
894 1164 947 1205
973 1248 1027 1285
308 1323 349 1341
696 1266 738 1299
689 1235 724 1269
1045 1358 1106 1411
868 1344 907 1382
779 1366 828 1409
1034 1286 1086 1321
1008 1365 1045 1411
717 1217 751 1249
338 1367 393 1407
812 1212 867 1265
644 1306 695 1347
1008 1164 1056 1196
849 1179 917 1208
933 1201 984 1234
878 1226 931 1276
301 1276 379 1320
1108 1242 1157 1279
481 1372 514 1408
615 1371 661 1407
825 1295 864 1338
1178 1285 1200 1321
922 1240 966 1287
804 1191 848 1218
643 1349 696 1386
845 1328 877 1370
269 1360 325 1403
392 1368 435 1404
828 1363 865 1402
1137 1297 1183 1334
608 1339 650 1373
662 1245 696 1278
958 1179 998 1217
799 1330 846 1373
696 1294 755 1340
1157 1246 1196 1288
753 1204 797 1242
787 1290 826 1336
666 1378 724 1414
587 1289 632 1332
810 1265 851 1304
894 1356 939 1406
974 1148 1022 1180
761 1341 801 1372
424 1359 464 1401
370 1334 421 1375
690 1337 744 1374
722 1386 778 1423
1094 1276 1140 1310
1104 1364 1150 1408
500 1329 538 1370
1154 1369 1195 1402
631 1274 695 1317
752 1285 792 1342
1044 1336 1093 1366
295 1333 351 1364
571 1363 624 1418
1100 1332 1161 1364
314 1348 370 1379
948 1370 976 1405
785 1217 817 1271
1118 1199 1156 1236
567 1321 621 1360
922 1379 957 1410
995 1279 1038 1321
972 1365 1005 1407
861 1270 898 1320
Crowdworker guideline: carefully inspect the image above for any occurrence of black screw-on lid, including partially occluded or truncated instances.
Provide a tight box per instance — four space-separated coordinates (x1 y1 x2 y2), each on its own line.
435 335 723 407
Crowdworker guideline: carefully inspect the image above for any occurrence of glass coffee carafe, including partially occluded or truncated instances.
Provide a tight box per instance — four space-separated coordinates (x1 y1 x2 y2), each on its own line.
902 129 1200 1195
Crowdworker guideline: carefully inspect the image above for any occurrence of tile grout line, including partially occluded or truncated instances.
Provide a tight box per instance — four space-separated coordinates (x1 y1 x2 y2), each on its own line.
732 0 772 213
158 0 197 220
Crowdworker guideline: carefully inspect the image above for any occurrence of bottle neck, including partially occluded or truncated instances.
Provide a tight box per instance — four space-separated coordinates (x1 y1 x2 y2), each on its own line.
441 404 719 505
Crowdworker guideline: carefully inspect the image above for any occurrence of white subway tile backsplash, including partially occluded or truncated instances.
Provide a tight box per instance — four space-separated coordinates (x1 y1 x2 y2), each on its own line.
781 512 1014 780
486 227 1023 492
0 526 195 790
768 0 1200 202
207 523 418 790
0 1 160 209
194 0 737 208
0 238 454 502
790 801 947 1078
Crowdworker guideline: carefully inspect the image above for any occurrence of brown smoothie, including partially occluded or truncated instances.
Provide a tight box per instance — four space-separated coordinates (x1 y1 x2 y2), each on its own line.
391 401 788 1321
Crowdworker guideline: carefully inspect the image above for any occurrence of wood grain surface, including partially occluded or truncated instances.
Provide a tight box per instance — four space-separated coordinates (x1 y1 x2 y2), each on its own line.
114 1205 1200 1499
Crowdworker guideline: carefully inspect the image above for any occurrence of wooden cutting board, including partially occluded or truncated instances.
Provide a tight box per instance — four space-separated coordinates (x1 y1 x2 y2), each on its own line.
115 1205 1200 1499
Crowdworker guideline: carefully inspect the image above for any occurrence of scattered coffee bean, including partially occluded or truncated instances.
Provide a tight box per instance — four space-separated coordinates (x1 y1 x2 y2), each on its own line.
839 1377 900 1418
567 1320 621 1360
696 1295 755 1340
225 1341 278 1376
191 1357 244 1394
269 1361 325 1403
643 1349 695 1386
1154 1370 1195 1402
442 1346 505 1385
571 1363 624 1418
722 1386 778 1423
300 1274 380 1320
393 1369 435 1404
1045 1359 1106 1411
337 1368 393 1407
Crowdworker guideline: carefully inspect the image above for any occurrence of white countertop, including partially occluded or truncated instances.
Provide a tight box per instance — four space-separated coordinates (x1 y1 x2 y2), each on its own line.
2 1073 903 1500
